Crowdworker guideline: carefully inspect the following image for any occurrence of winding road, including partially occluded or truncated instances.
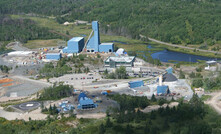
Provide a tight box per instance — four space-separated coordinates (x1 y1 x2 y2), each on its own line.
148 37 221 55
205 91 221 114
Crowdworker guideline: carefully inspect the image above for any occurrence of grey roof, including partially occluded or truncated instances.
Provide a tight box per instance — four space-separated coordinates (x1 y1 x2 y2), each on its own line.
163 73 177 82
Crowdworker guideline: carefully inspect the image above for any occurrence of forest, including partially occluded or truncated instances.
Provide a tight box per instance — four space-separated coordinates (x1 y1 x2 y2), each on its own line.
0 94 221 134
0 0 221 45
0 14 64 43
38 83 73 100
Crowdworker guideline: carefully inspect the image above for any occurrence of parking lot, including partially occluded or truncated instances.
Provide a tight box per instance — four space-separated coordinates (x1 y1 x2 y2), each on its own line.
49 73 102 88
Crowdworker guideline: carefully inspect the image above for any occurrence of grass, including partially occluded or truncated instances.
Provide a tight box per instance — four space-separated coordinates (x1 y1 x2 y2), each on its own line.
150 41 221 58
201 95 212 101
10 14 221 59
24 39 63 49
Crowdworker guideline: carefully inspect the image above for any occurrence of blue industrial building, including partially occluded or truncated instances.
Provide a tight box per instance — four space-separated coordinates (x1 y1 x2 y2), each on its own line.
63 37 84 53
129 80 144 88
86 21 114 53
77 93 97 110
157 85 170 95
46 53 61 60
86 21 100 52
99 43 114 52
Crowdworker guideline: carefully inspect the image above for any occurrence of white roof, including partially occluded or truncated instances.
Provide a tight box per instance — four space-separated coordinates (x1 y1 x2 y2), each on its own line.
100 43 113 45
206 60 217 64
106 56 135 63
69 37 84 42
8 51 33 56
46 53 61 56
116 48 125 55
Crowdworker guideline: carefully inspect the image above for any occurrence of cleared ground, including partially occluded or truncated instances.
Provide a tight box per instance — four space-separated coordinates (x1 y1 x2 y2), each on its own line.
0 76 51 97
205 91 221 114
24 39 62 49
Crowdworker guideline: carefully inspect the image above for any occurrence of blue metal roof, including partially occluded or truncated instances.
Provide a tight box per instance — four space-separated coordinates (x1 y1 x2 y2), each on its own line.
46 53 61 56
46 53 61 60
78 92 87 101
79 98 94 105
157 85 169 94
166 67 173 74
129 80 143 84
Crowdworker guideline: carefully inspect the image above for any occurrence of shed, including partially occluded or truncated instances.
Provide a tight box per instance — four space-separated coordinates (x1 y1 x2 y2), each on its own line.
129 80 144 88
157 85 170 95
116 48 125 55
46 53 61 60
99 43 114 52
77 92 97 109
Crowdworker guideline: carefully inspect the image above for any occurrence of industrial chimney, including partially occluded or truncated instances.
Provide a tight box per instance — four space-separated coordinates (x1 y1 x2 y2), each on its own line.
159 75 163 86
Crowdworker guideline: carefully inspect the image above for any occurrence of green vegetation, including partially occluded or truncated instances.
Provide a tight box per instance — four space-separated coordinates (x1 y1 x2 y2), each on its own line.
39 59 72 78
192 79 204 88
39 83 72 100
108 94 149 111
1 0 221 46
190 71 221 90
41 104 59 115
24 39 63 49
102 94 212 134
0 41 12 54
0 65 11 73
0 15 64 43
200 95 212 101
9 14 221 60
1 93 221 133
104 66 128 79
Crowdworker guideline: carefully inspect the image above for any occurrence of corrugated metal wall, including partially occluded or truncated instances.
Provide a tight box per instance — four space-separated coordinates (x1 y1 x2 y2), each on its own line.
129 80 144 88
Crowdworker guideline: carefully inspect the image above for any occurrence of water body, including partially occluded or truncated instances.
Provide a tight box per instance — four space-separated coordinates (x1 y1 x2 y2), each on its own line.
151 49 219 63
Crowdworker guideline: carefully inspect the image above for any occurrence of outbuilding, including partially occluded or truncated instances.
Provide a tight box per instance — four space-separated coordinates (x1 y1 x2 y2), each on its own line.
157 85 170 95
99 43 114 52
46 53 61 60
129 80 144 88
77 93 97 110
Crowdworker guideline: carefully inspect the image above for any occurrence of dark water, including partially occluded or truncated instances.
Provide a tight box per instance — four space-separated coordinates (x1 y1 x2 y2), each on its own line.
151 49 219 63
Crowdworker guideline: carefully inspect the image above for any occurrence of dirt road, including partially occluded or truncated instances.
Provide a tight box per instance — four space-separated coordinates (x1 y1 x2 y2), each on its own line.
148 37 221 54
0 106 47 121
205 91 221 114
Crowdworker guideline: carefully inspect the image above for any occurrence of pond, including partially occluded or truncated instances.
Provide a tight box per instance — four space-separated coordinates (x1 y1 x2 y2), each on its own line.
151 49 219 63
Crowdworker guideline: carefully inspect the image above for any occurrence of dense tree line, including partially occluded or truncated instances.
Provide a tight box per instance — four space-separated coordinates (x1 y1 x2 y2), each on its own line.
39 83 73 100
0 94 221 133
0 0 88 16
1 0 220 45
67 0 221 45
95 94 213 134
0 14 64 43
